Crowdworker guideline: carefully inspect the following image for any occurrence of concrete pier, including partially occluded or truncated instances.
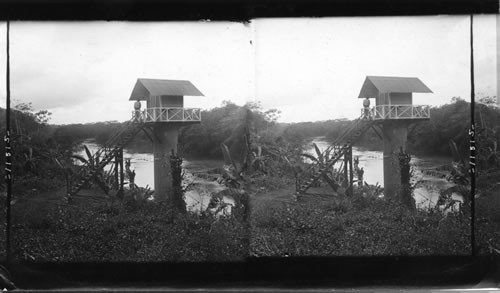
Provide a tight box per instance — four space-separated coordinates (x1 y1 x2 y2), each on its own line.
152 123 180 201
382 120 409 199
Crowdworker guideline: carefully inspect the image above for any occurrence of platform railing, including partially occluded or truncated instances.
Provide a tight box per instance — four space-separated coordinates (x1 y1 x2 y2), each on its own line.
366 105 430 120
132 107 202 123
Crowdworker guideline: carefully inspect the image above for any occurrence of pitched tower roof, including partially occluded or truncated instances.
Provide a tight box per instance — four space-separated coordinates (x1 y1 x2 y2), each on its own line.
358 76 432 98
129 78 204 100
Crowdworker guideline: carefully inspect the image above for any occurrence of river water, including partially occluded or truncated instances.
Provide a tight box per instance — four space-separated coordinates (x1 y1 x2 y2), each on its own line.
76 137 461 211
307 137 462 209
74 142 233 214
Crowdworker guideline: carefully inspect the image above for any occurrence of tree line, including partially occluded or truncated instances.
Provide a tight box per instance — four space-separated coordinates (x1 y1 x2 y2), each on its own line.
2 96 497 187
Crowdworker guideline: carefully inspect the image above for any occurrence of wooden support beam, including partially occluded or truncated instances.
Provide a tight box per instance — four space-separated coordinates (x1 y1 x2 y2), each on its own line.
94 173 110 195
348 146 353 196
371 124 384 141
322 173 339 192
119 148 124 196
343 151 348 188
66 174 71 197
151 126 163 144
114 153 119 190
142 127 154 143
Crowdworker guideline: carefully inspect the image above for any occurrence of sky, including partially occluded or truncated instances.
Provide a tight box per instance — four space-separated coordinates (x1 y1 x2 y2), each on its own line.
0 16 497 124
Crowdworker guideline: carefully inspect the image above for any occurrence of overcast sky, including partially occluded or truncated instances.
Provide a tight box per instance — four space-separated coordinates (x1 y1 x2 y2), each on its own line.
0 16 497 124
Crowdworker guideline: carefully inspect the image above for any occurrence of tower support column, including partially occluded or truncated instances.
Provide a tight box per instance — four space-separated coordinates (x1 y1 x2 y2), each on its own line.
382 120 409 200
153 123 180 201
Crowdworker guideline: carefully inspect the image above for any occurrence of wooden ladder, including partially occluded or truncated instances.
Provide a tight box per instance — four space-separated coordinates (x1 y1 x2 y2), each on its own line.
66 119 144 201
297 116 374 194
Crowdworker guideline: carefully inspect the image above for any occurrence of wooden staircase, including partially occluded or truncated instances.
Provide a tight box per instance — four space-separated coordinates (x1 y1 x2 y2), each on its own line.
66 119 144 201
297 116 374 194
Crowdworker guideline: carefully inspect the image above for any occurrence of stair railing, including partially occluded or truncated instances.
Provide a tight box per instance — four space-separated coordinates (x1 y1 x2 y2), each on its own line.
72 119 133 177
296 115 372 192
68 118 144 198
96 118 136 159
298 114 365 183
297 144 351 194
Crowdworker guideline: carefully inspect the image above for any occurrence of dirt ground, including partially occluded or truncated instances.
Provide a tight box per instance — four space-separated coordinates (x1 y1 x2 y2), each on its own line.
250 184 343 216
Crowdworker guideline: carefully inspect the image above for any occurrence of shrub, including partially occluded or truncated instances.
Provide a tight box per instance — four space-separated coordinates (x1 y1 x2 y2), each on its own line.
251 190 470 256
12 197 249 262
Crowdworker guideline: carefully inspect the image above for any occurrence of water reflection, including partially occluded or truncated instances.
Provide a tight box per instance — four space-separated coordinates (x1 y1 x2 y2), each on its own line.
76 137 462 212
308 137 462 209
74 142 231 214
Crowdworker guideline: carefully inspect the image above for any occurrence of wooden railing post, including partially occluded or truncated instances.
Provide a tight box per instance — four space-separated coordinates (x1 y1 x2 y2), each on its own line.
119 148 124 197
114 152 119 190
343 150 348 189
348 146 353 196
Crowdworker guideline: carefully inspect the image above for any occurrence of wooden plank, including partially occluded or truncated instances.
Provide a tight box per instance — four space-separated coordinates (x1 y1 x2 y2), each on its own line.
141 127 154 143
348 146 353 196
371 124 384 140
343 151 348 188
114 153 119 190
119 148 124 195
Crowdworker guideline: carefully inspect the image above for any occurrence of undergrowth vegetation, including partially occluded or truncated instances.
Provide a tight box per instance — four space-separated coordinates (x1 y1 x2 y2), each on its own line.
3 97 500 262
474 100 500 255
250 188 471 256
11 189 248 262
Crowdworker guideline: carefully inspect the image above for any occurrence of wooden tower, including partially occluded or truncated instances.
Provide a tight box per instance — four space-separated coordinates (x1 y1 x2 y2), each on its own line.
129 78 203 201
358 76 432 200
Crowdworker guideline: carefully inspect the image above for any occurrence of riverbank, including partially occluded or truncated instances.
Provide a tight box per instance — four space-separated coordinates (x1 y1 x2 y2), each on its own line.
250 183 471 256
7 183 248 262
308 137 460 209
1 164 483 262
1 137 486 262
475 187 500 254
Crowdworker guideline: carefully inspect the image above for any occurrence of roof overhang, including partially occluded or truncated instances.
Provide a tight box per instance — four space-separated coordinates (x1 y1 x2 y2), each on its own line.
358 76 432 98
129 78 204 101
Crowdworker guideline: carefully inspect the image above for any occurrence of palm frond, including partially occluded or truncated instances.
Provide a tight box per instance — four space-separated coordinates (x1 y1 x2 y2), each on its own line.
300 153 320 164
71 154 89 164
448 140 465 166
282 156 293 168
325 148 331 162
83 145 94 166
266 149 281 158
54 158 64 169
221 142 236 170
313 143 323 163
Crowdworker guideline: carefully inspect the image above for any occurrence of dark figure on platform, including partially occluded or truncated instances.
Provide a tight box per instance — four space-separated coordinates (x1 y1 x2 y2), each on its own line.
363 97 370 119
134 100 142 122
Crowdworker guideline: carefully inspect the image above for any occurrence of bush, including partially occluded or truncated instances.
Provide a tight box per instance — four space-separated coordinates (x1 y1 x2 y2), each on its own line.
11 197 249 262
250 174 295 192
251 192 470 256
13 175 62 194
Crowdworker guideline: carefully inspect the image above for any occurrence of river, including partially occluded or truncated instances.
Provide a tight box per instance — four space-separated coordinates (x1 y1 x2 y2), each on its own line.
76 138 461 212
307 137 462 209
74 142 233 214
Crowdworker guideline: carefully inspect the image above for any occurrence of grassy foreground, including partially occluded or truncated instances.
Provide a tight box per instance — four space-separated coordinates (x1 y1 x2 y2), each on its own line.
475 188 500 255
250 183 471 256
3 173 498 261
6 187 248 262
